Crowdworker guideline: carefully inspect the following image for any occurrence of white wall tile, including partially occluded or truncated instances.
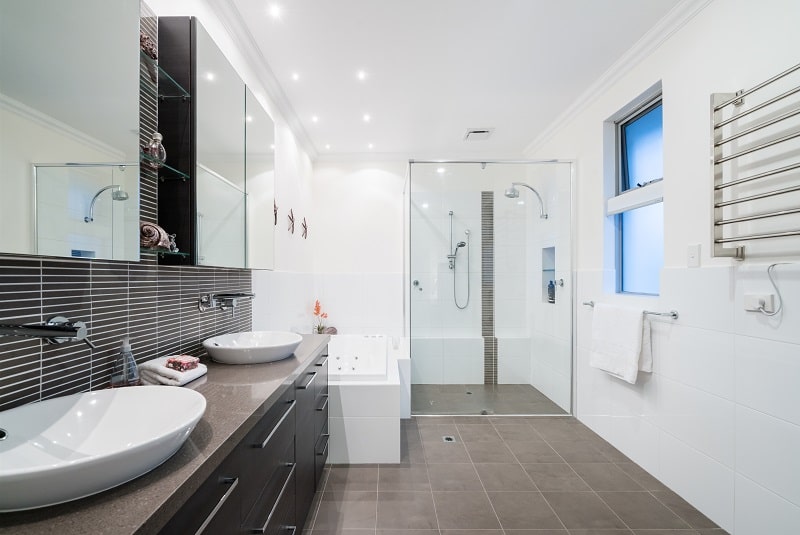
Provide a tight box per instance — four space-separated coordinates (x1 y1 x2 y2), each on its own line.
499 355 531 384
658 430 735 533
657 376 735 467
660 267 736 333
735 474 800 535
442 353 484 384
736 334 800 426
411 351 443 384
736 405 800 507
734 264 800 346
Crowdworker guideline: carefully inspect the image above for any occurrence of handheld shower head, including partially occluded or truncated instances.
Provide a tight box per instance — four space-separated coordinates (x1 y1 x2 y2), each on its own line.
84 185 129 223
456 241 466 248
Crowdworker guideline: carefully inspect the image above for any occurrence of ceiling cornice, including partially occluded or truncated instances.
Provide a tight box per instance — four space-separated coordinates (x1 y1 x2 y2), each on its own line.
206 1 319 161
523 0 713 155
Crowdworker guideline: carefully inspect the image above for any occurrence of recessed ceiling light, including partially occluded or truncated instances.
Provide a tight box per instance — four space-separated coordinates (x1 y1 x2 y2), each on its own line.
363 113 371 123
205 72 215 81
325 144 331 150
356 70 367 81
291 72 300 81
246 115 253 123
268 4 282 19
269 144 275 150
436 167 446 174
421 202 429 209
368 143 374 149
311 115 319 123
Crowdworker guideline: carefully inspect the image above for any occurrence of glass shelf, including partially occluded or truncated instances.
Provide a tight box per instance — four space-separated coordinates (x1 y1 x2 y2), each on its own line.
141 247 190 258
140 153 191 181
140 51 190 100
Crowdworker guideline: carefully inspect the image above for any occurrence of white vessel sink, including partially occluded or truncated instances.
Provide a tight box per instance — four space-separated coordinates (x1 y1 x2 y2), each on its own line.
204 331 303 364
0 385 206 512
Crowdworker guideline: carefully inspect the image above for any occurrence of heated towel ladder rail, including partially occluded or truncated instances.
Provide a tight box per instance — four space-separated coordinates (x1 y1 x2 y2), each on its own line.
711 62 800 260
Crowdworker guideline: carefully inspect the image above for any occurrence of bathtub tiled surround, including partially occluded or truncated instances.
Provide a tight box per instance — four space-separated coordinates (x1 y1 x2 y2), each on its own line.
0 254 251 411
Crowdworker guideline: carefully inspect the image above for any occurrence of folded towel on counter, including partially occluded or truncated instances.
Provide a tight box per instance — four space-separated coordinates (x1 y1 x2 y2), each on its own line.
139 221 170 249
589 303 649 384
139 356 207 386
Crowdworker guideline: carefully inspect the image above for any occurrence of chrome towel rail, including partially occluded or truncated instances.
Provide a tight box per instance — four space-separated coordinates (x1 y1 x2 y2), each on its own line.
711 62 800 260
582 301 678 320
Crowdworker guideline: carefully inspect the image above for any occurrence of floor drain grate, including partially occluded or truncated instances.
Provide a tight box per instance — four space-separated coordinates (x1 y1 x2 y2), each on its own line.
442 436 456 443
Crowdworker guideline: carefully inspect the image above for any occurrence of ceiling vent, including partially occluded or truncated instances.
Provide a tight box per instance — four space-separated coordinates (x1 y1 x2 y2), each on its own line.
463 128 494 141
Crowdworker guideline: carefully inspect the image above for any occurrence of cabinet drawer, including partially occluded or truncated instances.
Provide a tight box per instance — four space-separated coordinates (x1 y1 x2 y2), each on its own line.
245 460 297 535
315 393 328 438
314 353 328 398
159 455 241 535
240 392 296 517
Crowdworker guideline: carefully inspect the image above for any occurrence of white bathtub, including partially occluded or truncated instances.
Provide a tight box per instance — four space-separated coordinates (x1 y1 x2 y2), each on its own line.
327 335 410 464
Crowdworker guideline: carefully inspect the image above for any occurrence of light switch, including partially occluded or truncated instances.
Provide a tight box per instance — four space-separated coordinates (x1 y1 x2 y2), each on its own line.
687 244 700 268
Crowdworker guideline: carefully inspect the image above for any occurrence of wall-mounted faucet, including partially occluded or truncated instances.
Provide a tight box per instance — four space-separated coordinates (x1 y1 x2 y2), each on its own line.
0 315 96 348
198 292 255 318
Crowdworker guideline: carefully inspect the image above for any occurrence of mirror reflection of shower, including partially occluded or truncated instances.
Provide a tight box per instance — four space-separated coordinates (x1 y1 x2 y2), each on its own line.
505 182 548 219
84 184 129 223
447 210 471 309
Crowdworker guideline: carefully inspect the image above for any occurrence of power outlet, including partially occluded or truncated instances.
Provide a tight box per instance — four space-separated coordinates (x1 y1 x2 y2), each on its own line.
744 293 775 312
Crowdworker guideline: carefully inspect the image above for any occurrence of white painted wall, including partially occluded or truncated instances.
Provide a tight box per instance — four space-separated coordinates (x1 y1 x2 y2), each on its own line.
527 0 800 532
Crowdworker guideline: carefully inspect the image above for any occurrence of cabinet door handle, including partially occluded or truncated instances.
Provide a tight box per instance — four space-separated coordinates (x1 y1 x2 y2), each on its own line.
315 356 328 367
283 526 297 535
298 371 316 390
251 463 296 534
195 476 238 535
257 400 296 449
317 434 330 456
316 394 329 412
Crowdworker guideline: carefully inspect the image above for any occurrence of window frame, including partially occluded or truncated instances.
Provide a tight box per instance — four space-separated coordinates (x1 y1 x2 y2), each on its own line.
610 93 664 296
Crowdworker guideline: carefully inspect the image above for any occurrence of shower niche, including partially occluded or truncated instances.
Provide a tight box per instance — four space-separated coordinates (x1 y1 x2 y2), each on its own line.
542 246 556 304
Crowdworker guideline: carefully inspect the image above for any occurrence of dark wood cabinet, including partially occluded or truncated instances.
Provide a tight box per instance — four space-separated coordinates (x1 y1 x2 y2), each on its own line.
159 346 328 535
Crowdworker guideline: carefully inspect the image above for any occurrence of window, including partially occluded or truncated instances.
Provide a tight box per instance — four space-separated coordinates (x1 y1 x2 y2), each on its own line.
607 96 664 295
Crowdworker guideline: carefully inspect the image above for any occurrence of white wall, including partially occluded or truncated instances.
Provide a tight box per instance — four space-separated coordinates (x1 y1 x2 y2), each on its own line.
528 0 800 533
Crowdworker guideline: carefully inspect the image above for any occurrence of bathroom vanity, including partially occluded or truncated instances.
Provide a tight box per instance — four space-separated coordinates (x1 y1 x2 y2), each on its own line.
0 335 329 535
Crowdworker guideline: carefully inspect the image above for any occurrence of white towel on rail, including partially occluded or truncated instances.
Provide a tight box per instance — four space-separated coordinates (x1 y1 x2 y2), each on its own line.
589 303 648 384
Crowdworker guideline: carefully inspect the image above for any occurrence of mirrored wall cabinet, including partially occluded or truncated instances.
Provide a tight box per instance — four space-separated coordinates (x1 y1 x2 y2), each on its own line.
157 17 275 269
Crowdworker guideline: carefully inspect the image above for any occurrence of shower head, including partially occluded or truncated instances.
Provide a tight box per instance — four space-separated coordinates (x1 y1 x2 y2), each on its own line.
84 185 129 223
456 241 467 248
506 182 548 219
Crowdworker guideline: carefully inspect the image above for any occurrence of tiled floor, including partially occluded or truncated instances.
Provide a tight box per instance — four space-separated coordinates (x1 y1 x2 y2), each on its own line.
305 416 728 535
411 384 567 415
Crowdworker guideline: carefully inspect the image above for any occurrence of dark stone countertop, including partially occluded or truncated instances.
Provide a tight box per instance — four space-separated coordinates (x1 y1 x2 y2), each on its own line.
0 334 330 535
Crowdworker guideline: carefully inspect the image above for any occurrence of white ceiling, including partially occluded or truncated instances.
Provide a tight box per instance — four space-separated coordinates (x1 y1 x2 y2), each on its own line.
228 0 683 159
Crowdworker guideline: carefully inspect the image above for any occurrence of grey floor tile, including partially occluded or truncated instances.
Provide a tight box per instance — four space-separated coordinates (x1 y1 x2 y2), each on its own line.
651 490 721 529
376 491 438 530
499 530 568 535
529 419 596 442
542 492 628 530
630 530 702 535
378 464 430 491
312 530 376 535
428 463 483 491
593 442 631 463
377 531 437 535
569 464 643 491
314 491 378 530
422 441 471 463
457 424 503 442
419 423 459 443
523 463 591 491
547 441 608 463
614 463 669 491
440 531 506 535
568 530 635 535
506 439 564 463
414 416 456 425
433 491 502 529
494 423 542 441
598 492 690 530
465 440 517 463
400 434 426 465
452 415 495 424
326 466 380 491
474 463 537 491
487 491 564 530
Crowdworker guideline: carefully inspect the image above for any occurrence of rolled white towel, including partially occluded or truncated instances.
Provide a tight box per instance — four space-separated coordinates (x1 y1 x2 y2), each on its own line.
139 356 207 386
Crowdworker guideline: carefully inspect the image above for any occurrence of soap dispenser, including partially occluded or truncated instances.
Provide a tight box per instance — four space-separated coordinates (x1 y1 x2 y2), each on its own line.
111 337 140 387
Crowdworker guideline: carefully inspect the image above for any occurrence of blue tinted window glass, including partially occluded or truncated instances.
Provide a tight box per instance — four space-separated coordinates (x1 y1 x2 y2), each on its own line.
622 104 662 191
621 202 663 294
